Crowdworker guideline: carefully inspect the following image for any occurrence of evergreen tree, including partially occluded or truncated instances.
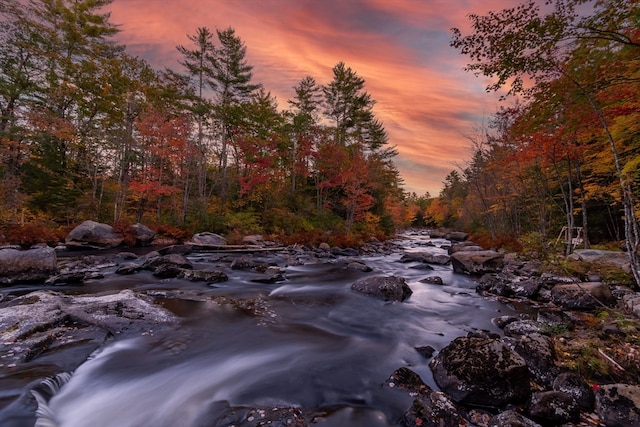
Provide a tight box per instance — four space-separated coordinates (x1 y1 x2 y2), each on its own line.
210 27 261 207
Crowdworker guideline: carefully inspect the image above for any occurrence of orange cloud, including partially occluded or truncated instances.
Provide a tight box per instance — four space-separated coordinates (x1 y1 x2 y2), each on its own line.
107 0 513 196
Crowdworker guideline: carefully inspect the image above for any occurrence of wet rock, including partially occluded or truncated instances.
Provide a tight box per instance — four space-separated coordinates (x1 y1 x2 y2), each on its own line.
44 271 88 286
527 390 580 424
410 264 434 272
0 246 57 284
230 255 272 272
420 276 444 285
550 282 615 310
179 269 228 283
250 266 286 284
552 371 595 411
130 223 155 246
451 250 504 275
214 406 309 427
142 254 193 274
115 262 143 275
487 410 541 427
402 389 470 427
513 333 557 387
65 220 124 249
492 315 521 329
345 261 372 272
595 384 640 427
476 273 541 298
415 345 436 358
0 290 178 369
385 367 429 393
429 334 531 407
503 320 545 337
351 275 413 302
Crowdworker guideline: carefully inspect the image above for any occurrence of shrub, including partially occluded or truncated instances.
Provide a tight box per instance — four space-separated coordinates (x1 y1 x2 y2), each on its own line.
1 222 67 247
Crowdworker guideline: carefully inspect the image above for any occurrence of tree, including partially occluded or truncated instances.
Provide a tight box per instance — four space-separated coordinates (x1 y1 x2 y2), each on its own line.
451 0 640 285
176 27 215 208
287 76 323 195
322 62 375 146
209 27 261 207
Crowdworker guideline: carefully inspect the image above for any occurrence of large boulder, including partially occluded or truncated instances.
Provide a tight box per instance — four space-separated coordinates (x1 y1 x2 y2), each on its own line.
595 384 640 427
130 223 155 246
351 275 413 302
450 250 504 275
513 333 557 387
550 282 615 310
0 246 57 284
190 232 227 247
446 231 468 241
65 220 124 249
0 289 178 369
572 249 631 273
429 333 531 407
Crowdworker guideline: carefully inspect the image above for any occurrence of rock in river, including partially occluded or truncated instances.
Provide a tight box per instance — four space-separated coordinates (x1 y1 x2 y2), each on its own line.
351 275 413 302
65 220 124 249
450 250 504 275
429 332 531 407
0 246 57 284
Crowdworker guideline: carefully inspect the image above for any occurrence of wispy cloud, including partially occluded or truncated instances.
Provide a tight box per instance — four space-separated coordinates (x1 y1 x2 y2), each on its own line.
107 0 512 195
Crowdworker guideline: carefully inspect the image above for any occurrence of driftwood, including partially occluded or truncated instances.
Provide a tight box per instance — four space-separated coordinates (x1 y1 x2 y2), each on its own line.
190 244 286 253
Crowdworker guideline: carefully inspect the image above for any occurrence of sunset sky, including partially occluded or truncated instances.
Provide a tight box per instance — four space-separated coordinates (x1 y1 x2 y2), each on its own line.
106 0 514 196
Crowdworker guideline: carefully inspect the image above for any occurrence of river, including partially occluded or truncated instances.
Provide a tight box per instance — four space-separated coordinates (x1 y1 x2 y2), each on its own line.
7 232 515 426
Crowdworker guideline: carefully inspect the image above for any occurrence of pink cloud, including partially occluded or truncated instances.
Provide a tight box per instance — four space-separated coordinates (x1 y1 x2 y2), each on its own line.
106 0 514 196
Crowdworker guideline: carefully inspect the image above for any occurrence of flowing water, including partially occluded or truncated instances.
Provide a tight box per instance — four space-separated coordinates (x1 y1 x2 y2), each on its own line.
9 233 515 426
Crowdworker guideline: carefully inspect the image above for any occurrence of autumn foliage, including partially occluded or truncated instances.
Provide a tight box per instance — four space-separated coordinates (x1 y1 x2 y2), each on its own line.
0 1 405 242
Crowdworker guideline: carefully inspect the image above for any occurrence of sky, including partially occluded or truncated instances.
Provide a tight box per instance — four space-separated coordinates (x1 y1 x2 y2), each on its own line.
106 0 515 197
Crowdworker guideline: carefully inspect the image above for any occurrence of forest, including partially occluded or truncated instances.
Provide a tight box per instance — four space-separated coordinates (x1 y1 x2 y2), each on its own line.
0 0 408 245
417 0 640 284
0 0 639 272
